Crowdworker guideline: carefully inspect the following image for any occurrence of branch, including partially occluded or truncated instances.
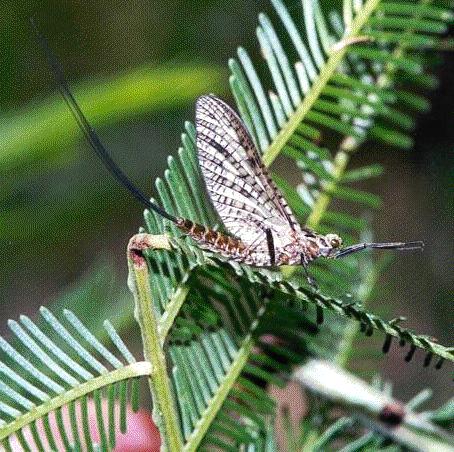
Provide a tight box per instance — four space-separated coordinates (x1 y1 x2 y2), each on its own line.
127 234 183 451
269 279 454 363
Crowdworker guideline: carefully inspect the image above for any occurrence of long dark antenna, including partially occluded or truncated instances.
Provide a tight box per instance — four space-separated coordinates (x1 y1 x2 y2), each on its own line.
30 19 178 224
334 241 424 259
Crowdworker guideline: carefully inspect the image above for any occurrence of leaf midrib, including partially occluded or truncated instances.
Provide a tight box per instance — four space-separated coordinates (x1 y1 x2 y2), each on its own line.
262 0 382 168
0 362 152 440
183 337 254 452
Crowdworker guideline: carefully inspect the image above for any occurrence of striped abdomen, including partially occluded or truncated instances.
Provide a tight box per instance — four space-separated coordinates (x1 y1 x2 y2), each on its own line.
176 218 248 260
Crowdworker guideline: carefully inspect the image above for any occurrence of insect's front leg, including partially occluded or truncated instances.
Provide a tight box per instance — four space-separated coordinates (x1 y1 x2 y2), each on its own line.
265 228 276 266
301 255 319 291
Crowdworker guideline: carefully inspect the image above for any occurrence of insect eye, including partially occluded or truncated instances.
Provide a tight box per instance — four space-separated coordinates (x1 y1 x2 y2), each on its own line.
331 238 340 248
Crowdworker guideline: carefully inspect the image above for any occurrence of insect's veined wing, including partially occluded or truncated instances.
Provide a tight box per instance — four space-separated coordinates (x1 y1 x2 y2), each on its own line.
195 94 301 252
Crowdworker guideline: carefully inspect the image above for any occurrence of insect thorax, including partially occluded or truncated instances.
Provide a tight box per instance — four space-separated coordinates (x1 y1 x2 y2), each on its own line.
273 231 321 266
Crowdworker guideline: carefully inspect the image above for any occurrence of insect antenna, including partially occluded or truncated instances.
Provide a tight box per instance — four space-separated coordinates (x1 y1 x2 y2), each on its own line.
334 241 424 259
30 19 178 224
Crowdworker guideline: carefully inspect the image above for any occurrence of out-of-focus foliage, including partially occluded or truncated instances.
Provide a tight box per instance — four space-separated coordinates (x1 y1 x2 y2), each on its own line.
0 4 228 306
0 63 224 256
0 64 224 171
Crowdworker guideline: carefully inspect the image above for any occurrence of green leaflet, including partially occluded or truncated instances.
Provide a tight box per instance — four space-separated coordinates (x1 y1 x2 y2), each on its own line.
0 309 149 450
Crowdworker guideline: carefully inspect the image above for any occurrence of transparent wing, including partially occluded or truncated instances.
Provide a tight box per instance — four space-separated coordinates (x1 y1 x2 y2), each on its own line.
195 95 301 251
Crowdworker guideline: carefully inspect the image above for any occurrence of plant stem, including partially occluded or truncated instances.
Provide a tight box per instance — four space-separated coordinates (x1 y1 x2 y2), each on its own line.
184 337 254 452
127 235 183 452
306 149 351 229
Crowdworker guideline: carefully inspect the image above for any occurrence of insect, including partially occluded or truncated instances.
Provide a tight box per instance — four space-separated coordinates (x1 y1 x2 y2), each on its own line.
33 24 423 282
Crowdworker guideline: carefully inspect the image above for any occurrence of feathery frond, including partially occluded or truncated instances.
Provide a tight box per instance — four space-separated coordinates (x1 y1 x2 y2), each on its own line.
129 119 452 450
224 0 452 379
0 308 150 451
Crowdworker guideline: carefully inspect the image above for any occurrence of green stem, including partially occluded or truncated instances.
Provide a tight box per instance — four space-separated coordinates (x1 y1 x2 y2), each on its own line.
306 149 350 229
262 0 381 168
184 337 254 452
127 237 183 452
0 362 152 441
158 284 190 342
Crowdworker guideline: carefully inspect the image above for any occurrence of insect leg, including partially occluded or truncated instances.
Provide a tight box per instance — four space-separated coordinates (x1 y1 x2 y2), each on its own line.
301 254 318 290
265 228 276 266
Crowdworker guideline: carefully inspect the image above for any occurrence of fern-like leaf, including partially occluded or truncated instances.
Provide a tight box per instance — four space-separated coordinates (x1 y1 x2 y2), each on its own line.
128 119 452 450
0 308 150 451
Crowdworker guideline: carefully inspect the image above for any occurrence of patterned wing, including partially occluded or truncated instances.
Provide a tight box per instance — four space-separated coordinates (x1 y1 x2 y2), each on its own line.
195 94 301 255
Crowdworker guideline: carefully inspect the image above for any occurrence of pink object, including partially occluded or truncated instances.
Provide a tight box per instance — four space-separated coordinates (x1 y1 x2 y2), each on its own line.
7 402 160 451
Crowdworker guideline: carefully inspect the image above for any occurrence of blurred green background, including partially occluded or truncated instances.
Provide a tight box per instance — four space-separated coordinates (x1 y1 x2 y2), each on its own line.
1 1 452 406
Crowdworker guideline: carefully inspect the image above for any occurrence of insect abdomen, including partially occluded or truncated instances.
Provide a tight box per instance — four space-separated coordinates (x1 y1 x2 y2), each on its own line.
176 218 247 258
